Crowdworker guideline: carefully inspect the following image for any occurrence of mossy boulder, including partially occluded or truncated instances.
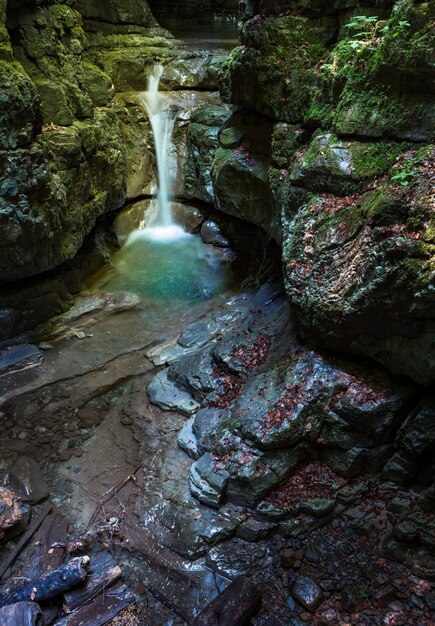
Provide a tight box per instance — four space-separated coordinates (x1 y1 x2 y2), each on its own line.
221 14 326 122
0 108 126 284
114 92 155 200
211 110 279 239
290 131 408 195
76 0 174 91
84 39 174 91
0 0 12 60
80 62 114 106
230 2 433 141
311 0 435 140
282 147 435 384
8 3 112 125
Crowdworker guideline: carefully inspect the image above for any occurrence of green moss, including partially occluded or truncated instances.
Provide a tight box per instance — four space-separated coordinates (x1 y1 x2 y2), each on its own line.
226 15 327 122
351 140 409 179
309 1 434 139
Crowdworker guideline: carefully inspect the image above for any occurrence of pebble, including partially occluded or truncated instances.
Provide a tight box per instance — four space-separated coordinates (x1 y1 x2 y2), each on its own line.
292 576 324 612
320 608 338 623
305 548 320 563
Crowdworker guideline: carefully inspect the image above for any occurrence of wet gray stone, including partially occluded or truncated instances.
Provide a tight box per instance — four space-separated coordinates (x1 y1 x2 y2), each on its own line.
301 498 335 518
200 220 230 247
177 418 199 460
3 456 49 504
189 453 229 509
0 343 42 377
177 320 217 349
147 369 200 416
236 518 276 542
292 576 324 612
167 347 216 402
206 538 271 579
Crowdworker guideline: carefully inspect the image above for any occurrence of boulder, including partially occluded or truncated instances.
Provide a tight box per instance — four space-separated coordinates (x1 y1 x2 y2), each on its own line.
200 220 230 247
221 15 326 122
282 147 435 384
289 131 408 196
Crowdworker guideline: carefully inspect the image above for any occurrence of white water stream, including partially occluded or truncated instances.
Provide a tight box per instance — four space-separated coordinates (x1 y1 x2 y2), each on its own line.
137 65 188 242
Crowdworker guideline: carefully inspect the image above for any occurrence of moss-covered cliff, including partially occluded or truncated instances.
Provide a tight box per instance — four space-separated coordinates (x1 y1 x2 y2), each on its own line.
0 0 130 284
212 0 434 383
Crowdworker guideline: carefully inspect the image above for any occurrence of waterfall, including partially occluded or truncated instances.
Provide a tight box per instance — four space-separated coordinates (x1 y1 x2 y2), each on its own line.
136 65 188 242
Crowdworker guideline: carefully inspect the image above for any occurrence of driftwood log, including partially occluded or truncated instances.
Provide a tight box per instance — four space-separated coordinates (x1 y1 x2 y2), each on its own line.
0 556 90 608
56 582 135 626
0 601 43 625
63 551 121 612
193 576 261 626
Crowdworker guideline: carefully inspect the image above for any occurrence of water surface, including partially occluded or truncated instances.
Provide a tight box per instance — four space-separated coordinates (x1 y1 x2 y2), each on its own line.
91 231 236 305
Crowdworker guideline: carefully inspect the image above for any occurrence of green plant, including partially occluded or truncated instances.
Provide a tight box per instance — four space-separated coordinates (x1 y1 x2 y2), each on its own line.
390 170 416 187
344 15 379 39
380 20 411 36
355 587 369 599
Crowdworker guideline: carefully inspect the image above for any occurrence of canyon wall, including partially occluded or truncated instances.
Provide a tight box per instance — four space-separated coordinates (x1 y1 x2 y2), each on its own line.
211 0 434 384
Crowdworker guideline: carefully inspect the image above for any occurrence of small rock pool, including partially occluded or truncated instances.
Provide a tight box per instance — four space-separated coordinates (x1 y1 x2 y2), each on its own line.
90 226 237 305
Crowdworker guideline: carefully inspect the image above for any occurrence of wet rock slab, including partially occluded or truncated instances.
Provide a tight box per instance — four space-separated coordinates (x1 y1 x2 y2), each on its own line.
147 369 200 415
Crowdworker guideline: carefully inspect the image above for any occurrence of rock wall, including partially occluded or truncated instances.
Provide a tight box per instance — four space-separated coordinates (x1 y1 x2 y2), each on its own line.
76 0 175 92
211 0 435 384
0 0 128 284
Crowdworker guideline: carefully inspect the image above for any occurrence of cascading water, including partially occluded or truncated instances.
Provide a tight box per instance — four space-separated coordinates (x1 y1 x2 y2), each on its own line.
90 64 237 302
136 65 187 242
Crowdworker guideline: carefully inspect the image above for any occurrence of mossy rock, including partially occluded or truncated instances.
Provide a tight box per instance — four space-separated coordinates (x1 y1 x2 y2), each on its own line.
79 62 114 107
282 146 435 383
271 123 307 169
0 108 127 285
290 131 409 195
317 0 435 140
222 14 326 122
0 60 41 149
184 105 231 203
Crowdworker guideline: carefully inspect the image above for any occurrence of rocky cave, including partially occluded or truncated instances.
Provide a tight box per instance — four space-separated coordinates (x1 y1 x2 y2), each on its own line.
0 0 434 625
